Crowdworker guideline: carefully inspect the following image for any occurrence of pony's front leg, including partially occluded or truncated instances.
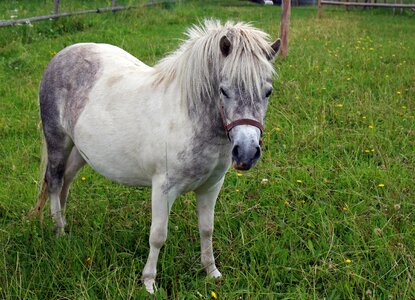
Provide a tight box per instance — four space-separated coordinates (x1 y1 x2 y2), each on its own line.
195 179 224 279
142 178 177 294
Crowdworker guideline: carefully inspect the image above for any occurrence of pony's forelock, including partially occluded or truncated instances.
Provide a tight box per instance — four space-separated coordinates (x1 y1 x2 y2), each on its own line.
153 19 276 110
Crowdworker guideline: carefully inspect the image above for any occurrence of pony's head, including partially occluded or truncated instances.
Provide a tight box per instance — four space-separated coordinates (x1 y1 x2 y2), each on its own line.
154 20 280 170
215 22 280 170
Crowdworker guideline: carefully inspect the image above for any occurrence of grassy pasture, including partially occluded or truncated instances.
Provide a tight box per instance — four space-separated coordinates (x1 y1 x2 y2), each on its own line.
1 1 415 298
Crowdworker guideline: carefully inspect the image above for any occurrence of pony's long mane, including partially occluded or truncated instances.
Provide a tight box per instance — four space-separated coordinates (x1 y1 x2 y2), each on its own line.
153 20 276 112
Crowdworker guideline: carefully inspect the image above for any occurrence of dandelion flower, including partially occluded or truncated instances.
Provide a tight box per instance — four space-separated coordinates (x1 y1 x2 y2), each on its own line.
275 127 281 132
296 180 303 183
211 291 218 299
342 207 348 212
364 149 371 153
81 176 86 181
378 183 385 187
397 91 401 95
235 189 240 193
85 257 92 265
345 259 352 263
237 173 243 177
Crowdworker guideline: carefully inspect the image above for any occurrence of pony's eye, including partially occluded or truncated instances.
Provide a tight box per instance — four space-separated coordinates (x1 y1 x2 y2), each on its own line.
265 89 273 98
220 88 229 98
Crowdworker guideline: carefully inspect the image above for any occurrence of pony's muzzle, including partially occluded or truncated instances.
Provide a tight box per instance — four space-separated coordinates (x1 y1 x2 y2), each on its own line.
232 144 261 170
229 125 262 171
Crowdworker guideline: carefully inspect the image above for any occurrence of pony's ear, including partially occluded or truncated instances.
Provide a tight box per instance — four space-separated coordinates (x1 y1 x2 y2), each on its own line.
268 38 281 60
220 36 232 57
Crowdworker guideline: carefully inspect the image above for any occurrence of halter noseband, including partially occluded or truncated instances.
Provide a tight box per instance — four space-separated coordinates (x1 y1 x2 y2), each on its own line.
219 105 264 143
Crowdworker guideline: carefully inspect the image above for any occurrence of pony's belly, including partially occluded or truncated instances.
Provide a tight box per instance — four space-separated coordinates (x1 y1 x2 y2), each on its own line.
80 150 153 186
74 134 154 187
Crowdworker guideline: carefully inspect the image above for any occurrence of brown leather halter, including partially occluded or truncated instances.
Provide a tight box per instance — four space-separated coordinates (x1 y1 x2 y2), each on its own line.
219 104 264 143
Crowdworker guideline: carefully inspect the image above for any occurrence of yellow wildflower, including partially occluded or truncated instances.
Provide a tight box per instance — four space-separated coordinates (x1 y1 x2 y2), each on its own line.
284 200 289 205
296 180 303 183
85 257 92 265
397 91 401 95
211 291 218 299
336 104 343 108
368 125 374 129
364 149 371 153
342 207 348 212
275 127 281 132
345 259 352 263
237 173 243 177
81 176 86 181
378 183 385 187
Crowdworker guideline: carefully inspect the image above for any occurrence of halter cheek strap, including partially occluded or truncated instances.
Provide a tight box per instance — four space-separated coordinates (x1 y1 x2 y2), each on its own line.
219 105 264 143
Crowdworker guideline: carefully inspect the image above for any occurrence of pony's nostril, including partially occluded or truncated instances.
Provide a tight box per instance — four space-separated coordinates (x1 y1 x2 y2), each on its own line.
232 145 239 159
254 146 261 160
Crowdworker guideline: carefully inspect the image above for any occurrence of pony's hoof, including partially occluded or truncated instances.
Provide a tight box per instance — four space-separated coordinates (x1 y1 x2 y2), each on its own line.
143 278 156 294
207 268 222 278
54 226 65 237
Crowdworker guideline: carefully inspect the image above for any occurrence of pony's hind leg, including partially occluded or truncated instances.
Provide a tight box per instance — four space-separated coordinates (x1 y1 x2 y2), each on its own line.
59 147 86 225
44 132 73 236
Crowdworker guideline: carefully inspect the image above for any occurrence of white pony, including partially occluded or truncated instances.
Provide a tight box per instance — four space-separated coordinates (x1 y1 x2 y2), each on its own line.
30 20 280 293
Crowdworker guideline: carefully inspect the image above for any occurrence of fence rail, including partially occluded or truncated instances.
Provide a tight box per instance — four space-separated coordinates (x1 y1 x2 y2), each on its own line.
318 0 415 16
0 1 174 28
321 0 415 8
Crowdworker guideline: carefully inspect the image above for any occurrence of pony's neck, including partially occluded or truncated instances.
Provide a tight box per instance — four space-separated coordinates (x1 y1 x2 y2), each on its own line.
188 88 226 140
152 55 226 140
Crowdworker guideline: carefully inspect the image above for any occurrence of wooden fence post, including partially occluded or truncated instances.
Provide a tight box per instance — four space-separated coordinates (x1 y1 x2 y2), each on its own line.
318 0 323 18
54 0 60 15
279 0 291 58
112 0 117 14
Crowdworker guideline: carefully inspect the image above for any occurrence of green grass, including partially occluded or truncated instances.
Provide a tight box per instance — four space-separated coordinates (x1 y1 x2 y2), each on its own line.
1 1 415 298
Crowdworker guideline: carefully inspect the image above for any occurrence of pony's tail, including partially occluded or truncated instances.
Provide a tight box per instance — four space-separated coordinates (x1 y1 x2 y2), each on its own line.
28 133 48 222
